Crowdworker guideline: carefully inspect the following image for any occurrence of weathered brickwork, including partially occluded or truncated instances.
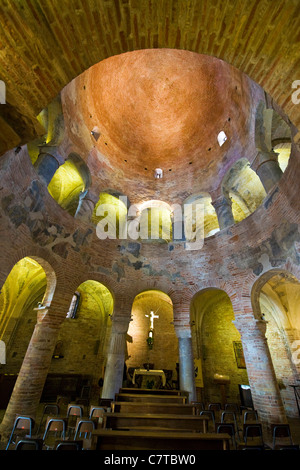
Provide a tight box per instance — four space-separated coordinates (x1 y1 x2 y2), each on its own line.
0 0 300 437
0 1 300 154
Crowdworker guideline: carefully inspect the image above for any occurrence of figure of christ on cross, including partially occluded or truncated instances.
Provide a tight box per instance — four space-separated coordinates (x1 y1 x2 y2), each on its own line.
145 310 159 336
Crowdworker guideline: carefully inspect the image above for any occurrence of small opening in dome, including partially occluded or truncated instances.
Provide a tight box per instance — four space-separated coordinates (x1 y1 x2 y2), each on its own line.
217 131 227 147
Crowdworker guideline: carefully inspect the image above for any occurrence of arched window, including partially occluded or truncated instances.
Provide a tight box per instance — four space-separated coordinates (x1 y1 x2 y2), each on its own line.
48 153 91 216
183 193 219 240
222 158 266 223
93 192 128 239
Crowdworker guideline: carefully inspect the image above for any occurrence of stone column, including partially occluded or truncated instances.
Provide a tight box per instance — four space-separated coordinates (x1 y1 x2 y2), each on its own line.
251 150 283 193
175 327 196 403
0 312 63 438
101 317 130 400
34 151 62 185
211 195 234 230
74 190 98 223
234 319 287 431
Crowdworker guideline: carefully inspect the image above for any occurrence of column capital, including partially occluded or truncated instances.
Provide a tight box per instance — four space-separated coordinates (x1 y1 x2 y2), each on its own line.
211 194 232 210
74 190 98 222
37 146 65 166
111 316 131 335
210 194 234 230
82 189 99 205
174 325 192 339
250 149 279 173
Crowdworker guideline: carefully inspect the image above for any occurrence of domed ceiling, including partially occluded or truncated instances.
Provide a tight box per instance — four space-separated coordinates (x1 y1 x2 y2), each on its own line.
60 49 260 205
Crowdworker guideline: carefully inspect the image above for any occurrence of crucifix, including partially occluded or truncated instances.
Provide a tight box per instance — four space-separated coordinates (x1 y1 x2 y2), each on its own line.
145 309 159 332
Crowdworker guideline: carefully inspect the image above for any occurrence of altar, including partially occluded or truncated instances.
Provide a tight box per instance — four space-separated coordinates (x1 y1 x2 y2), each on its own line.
132 368 166 389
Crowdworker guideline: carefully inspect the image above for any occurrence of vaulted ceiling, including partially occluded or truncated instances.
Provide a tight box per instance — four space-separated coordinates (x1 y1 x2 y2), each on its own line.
0 0 300 156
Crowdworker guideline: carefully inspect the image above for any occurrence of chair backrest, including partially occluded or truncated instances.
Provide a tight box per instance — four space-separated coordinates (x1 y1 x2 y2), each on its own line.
191 402 204 415
5 416 35 450
200 410 215 426
89 406 105 419
15 416 34 432
80 385 91 399
43 417 67 440
225 403 239 413
243 410 258 423
67 404 83 417
191 401 204 409
208 403 221 420
44 404 60 415
216 423 235 436
74 419 95 439
36 404 60 435
272 424 293 449
272 424 291 438
208 403 221 411
55 440 83 450
15 438 43 450
244 423 263 445
221 410 238 427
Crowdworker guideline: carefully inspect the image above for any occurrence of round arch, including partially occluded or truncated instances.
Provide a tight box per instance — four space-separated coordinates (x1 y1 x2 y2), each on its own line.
183 193 219 239
127 288 177 386
190 286 249 405
0 254 57 308
48 152 92 216
1 2 300 157
221 157 266 223
251 267 300 322
73 279 114 320
0 255 57 374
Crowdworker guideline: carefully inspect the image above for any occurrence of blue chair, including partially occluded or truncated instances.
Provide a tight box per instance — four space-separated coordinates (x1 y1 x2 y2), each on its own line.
43 417 67 450
74 419 95 439
55 440 83 450
6 416 34 450
15 438 43 450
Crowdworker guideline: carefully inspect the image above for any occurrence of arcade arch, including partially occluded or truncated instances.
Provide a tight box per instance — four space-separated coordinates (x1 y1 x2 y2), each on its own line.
252 269 300 417
126 290 177 388
190 288 249 405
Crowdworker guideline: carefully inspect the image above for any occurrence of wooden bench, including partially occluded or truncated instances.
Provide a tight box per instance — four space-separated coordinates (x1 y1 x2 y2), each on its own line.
103 412 209 433
111 402 200 415
119 388 187 397
92 429 230 450
115 393 187 404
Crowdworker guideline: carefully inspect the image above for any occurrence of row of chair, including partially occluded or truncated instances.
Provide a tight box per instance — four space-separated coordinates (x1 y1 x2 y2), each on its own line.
192 401 298 450
13 437 84 451
5 402 106 450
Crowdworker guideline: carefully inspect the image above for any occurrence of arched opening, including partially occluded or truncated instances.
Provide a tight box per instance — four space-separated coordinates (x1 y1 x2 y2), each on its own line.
27 94 65 165
183 193 219 240
252 101 292 194
137 201 173 243
41 279 114 403
126 290 177 389
0 256 56 407
93 192 128 238
222 158 267 223
47 153 91 216
251 270 300 417
190 288 249 406
275 142 292 173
